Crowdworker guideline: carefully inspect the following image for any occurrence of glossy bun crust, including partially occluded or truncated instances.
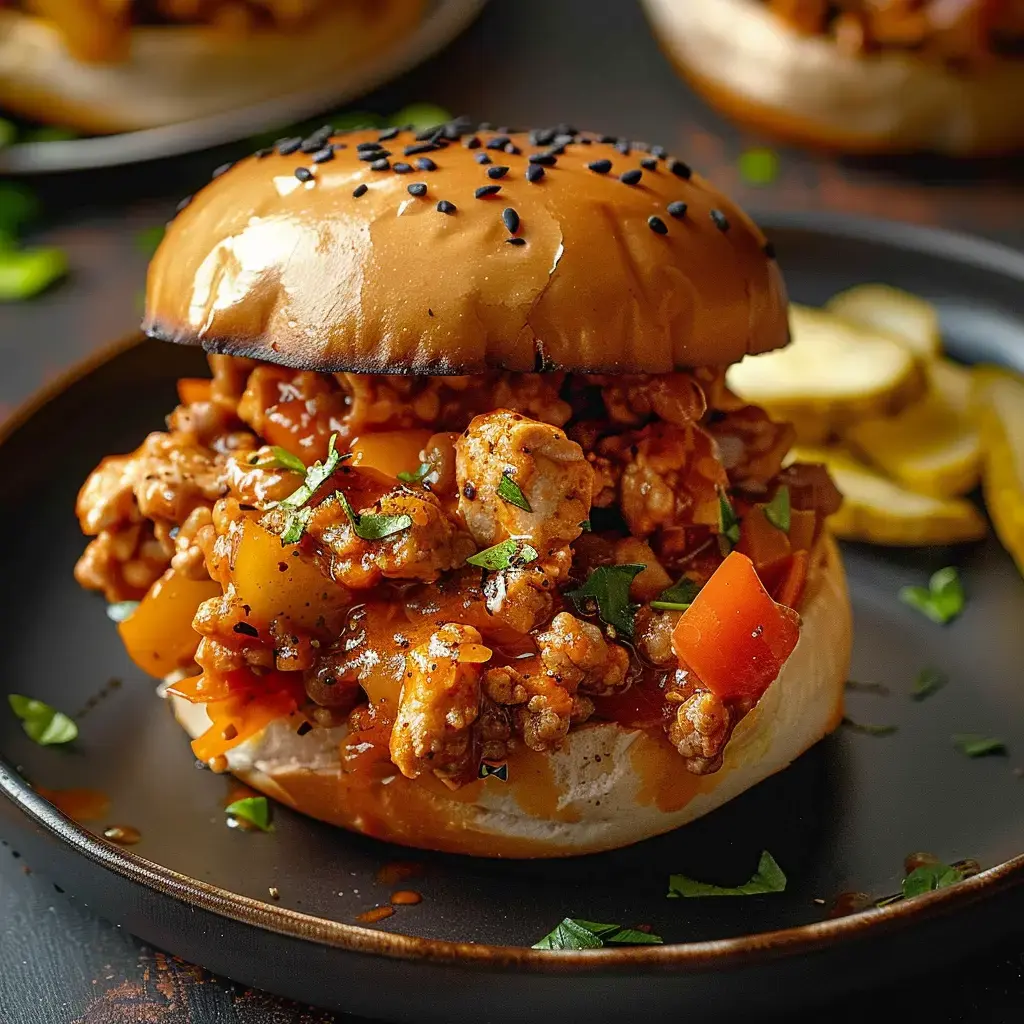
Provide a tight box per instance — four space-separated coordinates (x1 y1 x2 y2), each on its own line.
144 125 787 374
172 537 850 858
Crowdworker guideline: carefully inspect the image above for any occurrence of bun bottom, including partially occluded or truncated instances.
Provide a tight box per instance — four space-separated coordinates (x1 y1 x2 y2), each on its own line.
0 1 424 134
172 536 850 858
641 0 1024 157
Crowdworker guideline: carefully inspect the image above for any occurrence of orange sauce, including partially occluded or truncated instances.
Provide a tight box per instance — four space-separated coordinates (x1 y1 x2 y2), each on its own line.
36 787 110 822
390 890 422 906
102 825 141 845
356 905 395 924
376 861 423 886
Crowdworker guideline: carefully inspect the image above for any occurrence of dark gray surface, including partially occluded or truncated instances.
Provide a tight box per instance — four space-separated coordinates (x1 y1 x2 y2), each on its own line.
1 0 1024 1021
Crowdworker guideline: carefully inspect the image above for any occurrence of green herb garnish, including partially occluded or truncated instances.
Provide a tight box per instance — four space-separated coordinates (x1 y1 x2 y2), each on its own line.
668 851 786 898
7 695 78 746
273 434 345 544
0 182 38 238
717 489 741 552
136 225 165 257
388 103 454 130
566 564 645 638
466 538 539 571
497 471 532 513
225 796 273 832
532 918 663 950
763 486 790 533
738 147 780 187
0 247 67 301
899 567 965 625
106 601 139 624
22 126 79 144
911 667 947 701
842 717 898 737
0 119 15 149
651 575 700 612
248 446 307 474
953 734 1006 758
902 862 963 898
579 519 592 532
279 505 314 545
397 462 431 484
338 492 413 541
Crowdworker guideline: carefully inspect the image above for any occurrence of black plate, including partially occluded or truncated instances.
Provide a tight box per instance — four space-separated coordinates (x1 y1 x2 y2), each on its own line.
3 214 1024 1022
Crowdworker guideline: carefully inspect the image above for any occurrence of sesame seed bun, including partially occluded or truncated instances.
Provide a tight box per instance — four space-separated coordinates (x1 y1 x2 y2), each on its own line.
0 2 425 136
642 0 1024 157
170 536 849 858
142 126 788 374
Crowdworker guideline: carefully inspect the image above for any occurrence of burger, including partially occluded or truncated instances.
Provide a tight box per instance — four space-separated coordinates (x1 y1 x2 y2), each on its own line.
0 0 424 134
641 0 1024 156
74 119 851 858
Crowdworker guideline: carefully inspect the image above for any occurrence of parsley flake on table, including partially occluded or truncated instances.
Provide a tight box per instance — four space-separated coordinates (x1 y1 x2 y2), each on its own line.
899 566 965 625
667 851 786 898
497 471 532 512
466 538 539 571
7 695 78 746
566 564 644 639
911 667 948 701
532 918 663 950
842 717 898 737
225 796 273 832
952 734 1007 758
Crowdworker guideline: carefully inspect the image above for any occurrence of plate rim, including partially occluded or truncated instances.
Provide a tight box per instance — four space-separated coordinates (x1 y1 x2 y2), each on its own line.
2 210 1024 972
0 0 487 175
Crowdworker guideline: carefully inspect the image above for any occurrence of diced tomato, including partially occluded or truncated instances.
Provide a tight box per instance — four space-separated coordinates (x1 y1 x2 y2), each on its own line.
671 551 801 701
775 550 810 610
737 504 791 576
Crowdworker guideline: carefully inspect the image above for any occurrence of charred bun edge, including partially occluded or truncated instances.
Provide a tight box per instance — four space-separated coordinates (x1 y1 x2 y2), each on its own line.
170 537 850 859
143 118 787 375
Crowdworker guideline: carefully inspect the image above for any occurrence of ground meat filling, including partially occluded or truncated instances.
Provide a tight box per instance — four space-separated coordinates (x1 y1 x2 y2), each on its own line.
764 0 1024 64
76 358 840 782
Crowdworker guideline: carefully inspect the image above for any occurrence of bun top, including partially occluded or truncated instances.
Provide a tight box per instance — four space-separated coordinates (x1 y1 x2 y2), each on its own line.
144 120 788 374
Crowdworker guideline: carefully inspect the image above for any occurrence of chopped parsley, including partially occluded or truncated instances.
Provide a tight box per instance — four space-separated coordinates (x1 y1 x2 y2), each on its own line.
466 538 539 571
651 575 700 612
7 695 78 746
225 796 273 832
566 564 644 639
899 566 965 625
763 485 791 533
952 734 1006 758
533 918 663 950
738 147 780 187
105 600 139 624
842 717 898 737
397 462 432 484
271 433 346 544
717 489 741 553
497 471 532 512
248 446 307 474
337 492 413 541
668 851 786 898
579 519 592 533
902 862 963 898
911 667 947 701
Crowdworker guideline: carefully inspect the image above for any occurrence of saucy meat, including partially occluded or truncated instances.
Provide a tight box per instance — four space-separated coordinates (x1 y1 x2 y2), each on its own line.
76 359 840 785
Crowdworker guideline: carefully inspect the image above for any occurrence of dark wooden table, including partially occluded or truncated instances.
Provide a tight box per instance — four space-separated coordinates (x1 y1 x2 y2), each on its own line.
2 2 1024 1021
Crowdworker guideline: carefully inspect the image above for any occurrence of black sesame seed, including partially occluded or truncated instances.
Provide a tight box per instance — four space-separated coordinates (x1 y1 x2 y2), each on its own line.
463 135 481 149
548 143 567 156
175 195 192 213
579 137 593 145
648 215 668 235
393 161 413 174
437 199 457 214
233 621 260 637
416 156 438 171
297 721 313 736
614 139 631 155
357 140 383 150
640 157 658 171
502 207 520 234
407 182 428 197
414 124 444 141
331 142 348 151
378 126 400 141
254 147 273 159
588 159 613 174
526 164 545 183
531 128 556 146
276 136 302 155
300 136 326 154
294 167 314 183
554 133 575 147
370 158 390 171
504 142 521 155
619 169 642 185
711 209 731 232
555 122 577 136
764 241 776 259
312 147 335 164
211 161 233 179
669 159 692 179
652 145 668 159
487 165 509 179
506 237 527 246
475 152 492 165
599 134 617 144
359 149 390 161
404 141 440 156
486 135 510 150
353 183 368 197
475 184 502 199
667 201 688 219
529 152 557 166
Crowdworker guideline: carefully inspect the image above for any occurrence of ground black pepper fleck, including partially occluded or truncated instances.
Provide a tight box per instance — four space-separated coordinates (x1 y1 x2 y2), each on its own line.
619 168 642 185
475 185 502 198
667 201 688 218
294 167 313 183
648 215 668 235
297 721 313 736
588 158 612 174
233 622 260 637
437 200 456 214
711 209 731 232
353 183 368 197
502 207 520 234
487 165 510 179
526 164 545 183
407 182 428 197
